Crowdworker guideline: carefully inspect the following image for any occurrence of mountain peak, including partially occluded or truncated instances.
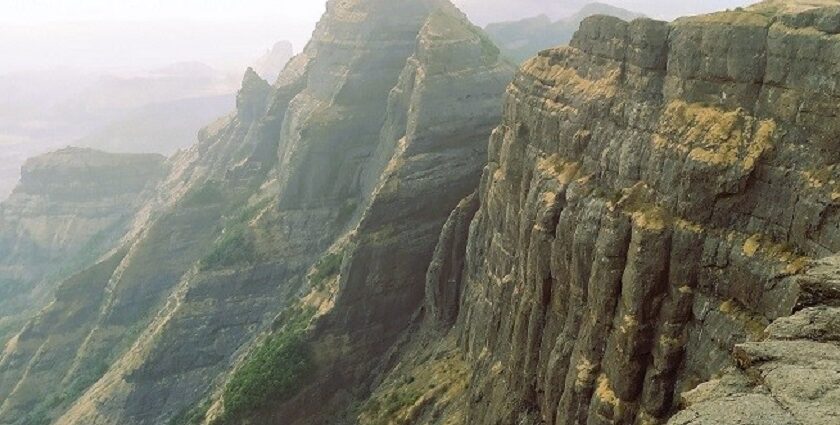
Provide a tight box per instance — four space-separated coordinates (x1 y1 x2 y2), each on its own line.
236 68 271 122
253 41 294 82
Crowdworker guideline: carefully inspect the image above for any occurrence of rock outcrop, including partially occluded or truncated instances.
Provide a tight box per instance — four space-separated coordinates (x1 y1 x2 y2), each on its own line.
252 41 294 82
669 256 840 425
0 148 165 345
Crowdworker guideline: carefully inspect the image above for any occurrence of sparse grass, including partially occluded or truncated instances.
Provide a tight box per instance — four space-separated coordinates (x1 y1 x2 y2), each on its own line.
169 399 212 425
362 387 423 423
310 252 343 289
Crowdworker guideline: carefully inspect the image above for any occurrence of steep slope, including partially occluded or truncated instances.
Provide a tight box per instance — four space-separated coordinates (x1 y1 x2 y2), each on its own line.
485 2 644 63
196 8 513 424
361 1 840 425
0 148 165 344
0 1 511 425
0 66 279 425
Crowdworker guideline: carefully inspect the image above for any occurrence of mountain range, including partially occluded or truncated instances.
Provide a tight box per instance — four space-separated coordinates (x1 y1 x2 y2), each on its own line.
485 2 645 63
0 1 838 425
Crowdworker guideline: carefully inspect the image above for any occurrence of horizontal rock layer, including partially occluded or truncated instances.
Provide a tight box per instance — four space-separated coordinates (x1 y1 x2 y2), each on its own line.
435 2 840 425
0 148 165 347
0 1 512 425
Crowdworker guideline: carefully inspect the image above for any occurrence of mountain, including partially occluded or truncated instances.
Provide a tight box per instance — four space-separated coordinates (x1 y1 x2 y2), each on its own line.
0 1 513 424
252 41 295 82
357 2 840 424
0 148 165 346
0 64 238 201
485 2 645 63
1 1 840 425
0 46 295 201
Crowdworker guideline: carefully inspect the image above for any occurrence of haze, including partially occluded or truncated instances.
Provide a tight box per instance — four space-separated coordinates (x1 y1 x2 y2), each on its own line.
2 0 755 73
0 0 757 199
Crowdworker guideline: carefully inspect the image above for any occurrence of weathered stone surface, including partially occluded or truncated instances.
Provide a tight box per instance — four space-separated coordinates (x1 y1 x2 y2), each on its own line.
426 193 480 327
380 2 840 425
0 148 165 346
219 5 513 424
0 2 512 425
669 261 840 425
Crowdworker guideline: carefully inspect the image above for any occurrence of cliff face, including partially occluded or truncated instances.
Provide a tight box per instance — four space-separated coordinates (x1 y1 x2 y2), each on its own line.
4 2 839 425
228 9 513 423
0 148 165 343
415 2 840 424
0 1 512 425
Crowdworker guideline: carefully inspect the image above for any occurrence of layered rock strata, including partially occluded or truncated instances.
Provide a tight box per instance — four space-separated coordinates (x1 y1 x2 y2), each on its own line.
0 148 165 344
445 2 840 424
0 1 512 425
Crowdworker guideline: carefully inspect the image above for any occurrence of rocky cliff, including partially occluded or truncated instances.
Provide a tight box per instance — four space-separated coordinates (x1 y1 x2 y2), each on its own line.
0 148 165 345
3 1 840 425
359 1 840 424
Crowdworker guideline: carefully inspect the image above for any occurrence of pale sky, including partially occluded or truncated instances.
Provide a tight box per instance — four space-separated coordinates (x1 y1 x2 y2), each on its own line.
0 0 757 74
0 0 326 23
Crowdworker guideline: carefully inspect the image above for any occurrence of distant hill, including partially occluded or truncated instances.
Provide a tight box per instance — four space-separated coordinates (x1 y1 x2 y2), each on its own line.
76 94 234 155
253 41 295 82
485 2 645 63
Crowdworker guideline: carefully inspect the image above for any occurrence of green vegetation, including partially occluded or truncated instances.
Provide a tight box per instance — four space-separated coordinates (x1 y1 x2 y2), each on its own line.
199 199 271 271
362 386 422 423
169 399 212 425
11 360 109 425
337 199 359 224
181 181 225 207
200 225 256 270
217 307 316 424
310 251 343 289
59 361 110 405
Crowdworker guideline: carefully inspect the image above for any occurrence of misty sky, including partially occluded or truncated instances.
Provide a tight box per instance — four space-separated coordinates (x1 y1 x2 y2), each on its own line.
0 0 757 74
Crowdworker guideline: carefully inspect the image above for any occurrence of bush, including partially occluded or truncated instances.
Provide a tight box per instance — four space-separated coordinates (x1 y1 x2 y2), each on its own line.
199 198 272 271
218 307 316 423
200 225 256 270
169 399 212 425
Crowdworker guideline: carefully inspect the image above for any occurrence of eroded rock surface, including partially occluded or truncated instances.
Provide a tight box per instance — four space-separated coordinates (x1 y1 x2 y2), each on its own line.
669 256 840 425
360 2 840 425
0 148 165 344
0 1 512 425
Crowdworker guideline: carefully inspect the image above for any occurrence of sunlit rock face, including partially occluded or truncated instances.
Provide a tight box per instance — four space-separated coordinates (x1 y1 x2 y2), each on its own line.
441 2 840 424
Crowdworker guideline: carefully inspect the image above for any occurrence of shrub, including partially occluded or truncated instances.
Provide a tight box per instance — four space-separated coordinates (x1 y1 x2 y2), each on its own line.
199 198 272 271
200 225 256 270
168 399 212 425
218 307 316 423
